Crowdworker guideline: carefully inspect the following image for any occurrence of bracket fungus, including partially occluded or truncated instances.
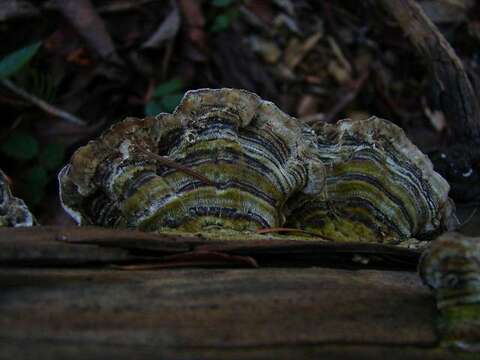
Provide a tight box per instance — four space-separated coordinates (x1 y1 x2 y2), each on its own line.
287 117 456 244
59 88 455 245
0 169 34 227
420 233 480 349
59 88 324 234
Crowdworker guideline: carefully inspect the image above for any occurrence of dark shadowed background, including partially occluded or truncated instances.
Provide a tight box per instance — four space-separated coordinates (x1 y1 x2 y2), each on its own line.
1 0 479 226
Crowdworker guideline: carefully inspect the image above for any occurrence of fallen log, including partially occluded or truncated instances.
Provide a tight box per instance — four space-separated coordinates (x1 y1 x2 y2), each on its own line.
0 225 469 359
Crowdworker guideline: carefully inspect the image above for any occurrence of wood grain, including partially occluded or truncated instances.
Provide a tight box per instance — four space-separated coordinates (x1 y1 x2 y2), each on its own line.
0 226 470 359
0 226 421 269
0 267 467 359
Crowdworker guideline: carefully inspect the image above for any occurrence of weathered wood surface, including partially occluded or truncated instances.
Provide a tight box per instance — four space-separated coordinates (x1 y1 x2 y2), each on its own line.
0 267 470 359
0 226 472 359
0 226 421 269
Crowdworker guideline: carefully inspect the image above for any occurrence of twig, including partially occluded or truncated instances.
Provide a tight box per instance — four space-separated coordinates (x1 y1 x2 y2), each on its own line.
161 39 175 79
328 36 352 74
458 208 478 229
134 143 215 186
110 251 259 269
323 70 370 124
142 4 180 49
1 79 87 126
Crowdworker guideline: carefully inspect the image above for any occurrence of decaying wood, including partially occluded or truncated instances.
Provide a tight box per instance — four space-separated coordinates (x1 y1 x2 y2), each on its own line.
0 226 149 266
0 226 190 266
0 226 421 269
0 267 467 359
376 0 480 143
0 226 471 358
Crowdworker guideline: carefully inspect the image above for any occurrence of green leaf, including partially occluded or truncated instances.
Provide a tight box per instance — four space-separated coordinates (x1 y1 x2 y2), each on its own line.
1 133 39 160
210 14 231 32
147 79 184 115
0 42 42 80
161 93 184 113
40 143 65 170
210 9 239 32
23 165 48 206
145 100 164 116
25 165 48 188
152 78 183 98
211 0 234 7
30 69 57 103
145 92 184 116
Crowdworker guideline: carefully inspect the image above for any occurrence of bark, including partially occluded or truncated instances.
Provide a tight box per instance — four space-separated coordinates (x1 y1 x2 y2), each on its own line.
0 226 420 269
375 0 480 144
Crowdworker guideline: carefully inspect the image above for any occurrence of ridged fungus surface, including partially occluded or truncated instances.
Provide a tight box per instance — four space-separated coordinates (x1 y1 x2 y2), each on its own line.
59 88 455 245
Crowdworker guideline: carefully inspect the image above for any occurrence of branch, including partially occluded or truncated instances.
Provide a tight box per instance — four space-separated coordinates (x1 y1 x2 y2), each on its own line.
1 79 87 126
374 0 480 143
134 143 215 186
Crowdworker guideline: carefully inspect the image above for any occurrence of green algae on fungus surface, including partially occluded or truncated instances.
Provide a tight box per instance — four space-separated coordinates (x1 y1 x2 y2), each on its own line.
287 117 456 244
0 169 34 227
420 233 480 349
59 88 454 245
439 304 480 339
59 88 324 233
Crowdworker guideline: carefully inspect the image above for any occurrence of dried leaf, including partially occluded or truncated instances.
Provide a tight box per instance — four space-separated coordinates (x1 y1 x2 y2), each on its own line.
328 60 350 84
142 7 181 48
285 32 322 70
327 36 352 74
297 95 319 117
249 37 281 64
54 0 121 62
272 0 295 14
